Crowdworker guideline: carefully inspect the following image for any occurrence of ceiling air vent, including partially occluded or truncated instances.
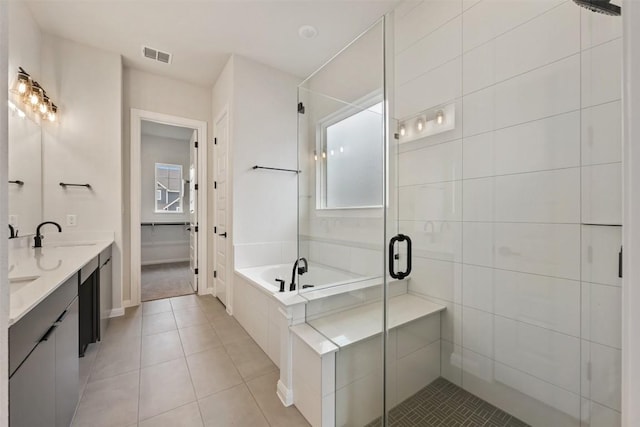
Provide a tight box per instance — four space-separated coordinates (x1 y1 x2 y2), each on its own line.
142 46 172 64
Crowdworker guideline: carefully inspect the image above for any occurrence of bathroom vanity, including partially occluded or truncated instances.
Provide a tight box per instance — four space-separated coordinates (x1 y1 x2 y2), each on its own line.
8 239 113 427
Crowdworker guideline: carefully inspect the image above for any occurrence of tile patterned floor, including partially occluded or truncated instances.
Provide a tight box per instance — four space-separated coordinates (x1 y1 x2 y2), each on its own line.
74 294 311 427
141 262 194 302
366 377 530 427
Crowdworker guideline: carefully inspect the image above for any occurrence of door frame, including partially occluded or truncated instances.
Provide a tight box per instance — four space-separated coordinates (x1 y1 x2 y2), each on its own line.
212 105 233 314
130 109 208 306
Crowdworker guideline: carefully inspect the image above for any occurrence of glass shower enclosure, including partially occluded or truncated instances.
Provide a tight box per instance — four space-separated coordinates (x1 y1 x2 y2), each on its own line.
295 2 622 426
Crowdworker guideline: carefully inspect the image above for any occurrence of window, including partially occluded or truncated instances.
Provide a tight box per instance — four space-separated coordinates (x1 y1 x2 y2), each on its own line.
155 163 184 213
319 100 384 209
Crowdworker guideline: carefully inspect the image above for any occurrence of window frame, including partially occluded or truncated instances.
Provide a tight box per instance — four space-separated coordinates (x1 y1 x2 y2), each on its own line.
154 162 184 214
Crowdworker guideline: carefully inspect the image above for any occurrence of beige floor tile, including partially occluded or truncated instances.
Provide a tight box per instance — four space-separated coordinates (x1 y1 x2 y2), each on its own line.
186 347 243 399
171 294 200 310
142 311 177 336
225 337 277 380
247 371 311 427
178 323 223 355
174 306 209 329
210 316 251 344
139 358 196 420
141 329 185 367
72 371 139 427
125 305 142 318
79 342 100 397
90 334 141 382
198 384 269 427
139 402 203 427
142 299 172 316
102 314 142 342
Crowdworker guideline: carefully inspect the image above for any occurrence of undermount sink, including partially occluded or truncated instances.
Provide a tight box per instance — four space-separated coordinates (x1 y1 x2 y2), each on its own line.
52 243 97 248
9 276 40 288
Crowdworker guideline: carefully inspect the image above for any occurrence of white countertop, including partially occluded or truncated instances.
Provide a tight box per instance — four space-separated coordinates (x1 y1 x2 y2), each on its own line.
308 293 445 349
8 236 114 326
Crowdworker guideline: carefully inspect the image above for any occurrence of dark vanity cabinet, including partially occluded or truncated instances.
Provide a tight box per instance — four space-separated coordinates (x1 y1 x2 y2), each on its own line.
9 274 79 427
99 246 112 339
79 256 100 357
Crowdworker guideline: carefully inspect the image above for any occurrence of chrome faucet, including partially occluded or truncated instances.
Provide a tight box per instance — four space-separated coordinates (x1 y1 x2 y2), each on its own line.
34 221 62 248
290 257 308 291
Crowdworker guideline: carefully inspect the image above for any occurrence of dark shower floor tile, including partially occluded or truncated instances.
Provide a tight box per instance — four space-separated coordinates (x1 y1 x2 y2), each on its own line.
365 377 531 427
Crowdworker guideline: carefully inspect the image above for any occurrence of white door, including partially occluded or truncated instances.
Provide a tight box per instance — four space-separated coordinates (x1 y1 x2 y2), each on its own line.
189 129 198 293
214 112 229 306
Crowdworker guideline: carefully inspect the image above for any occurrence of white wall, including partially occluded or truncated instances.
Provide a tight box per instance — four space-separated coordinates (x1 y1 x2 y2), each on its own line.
39 35 124 312
393 1 622 425
0 1 9 423
140 134 190 265
123 67 211 302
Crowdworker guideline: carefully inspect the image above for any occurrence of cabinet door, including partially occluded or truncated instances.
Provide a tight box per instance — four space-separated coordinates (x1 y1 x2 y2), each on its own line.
10 334 56 427
99 258 112 339
56 298 79 427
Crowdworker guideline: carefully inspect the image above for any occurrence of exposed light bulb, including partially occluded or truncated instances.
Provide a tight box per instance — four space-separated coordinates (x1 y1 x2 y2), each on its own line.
39 102 47 114
48 111 56 122
330 149 335 156
339 146 344 153
314 152 318 161
436 110 444 125
29 92 39 105
18 82 27 94
322 151 326 159
417 118 424 132
399 125 406 137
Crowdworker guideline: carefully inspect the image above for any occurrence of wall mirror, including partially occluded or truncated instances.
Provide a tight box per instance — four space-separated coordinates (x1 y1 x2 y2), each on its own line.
8 104 43 237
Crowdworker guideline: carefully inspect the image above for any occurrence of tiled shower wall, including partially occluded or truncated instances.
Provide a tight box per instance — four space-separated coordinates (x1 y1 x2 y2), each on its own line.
394 0 621 425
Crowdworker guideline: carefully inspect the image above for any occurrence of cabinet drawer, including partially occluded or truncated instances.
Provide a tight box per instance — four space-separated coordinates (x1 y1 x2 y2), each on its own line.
9 273 78 377
99 245 112 267
80 256 99 283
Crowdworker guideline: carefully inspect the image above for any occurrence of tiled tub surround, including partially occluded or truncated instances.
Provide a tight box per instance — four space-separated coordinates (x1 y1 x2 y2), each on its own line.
393 0 622 425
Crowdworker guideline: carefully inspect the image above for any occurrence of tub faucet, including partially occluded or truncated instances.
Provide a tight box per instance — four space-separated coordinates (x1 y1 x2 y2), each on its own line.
8 224 16 239
34 221 62 248
290 257 308 291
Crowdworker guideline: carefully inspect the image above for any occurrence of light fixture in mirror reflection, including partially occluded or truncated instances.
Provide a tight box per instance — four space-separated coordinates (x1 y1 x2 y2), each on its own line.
397 103 455 144
10 67 58 123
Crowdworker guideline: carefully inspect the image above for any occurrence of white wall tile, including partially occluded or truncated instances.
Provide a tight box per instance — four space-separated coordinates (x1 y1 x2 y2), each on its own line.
494 54 581 129
494 2 580 82
409 257 462 303
396 17 462 86
309 241 351 272
396 341 441 401
335 336 382 389
588 341 621 410
462 306 493 357
582 224 622 287
582 282 622 349
397 315 440 358
396 57 462 119
462 132 493 179
493 223 580 279
581 101 622 166
398 140 462 186
462 40 494 94
462 177 493 222
462 86 494 137
494 316 580 393
581 39 622 108
425 296 462 345
581 8 622 50
441 340 462 385
398 181 461 222
581 162 622 225
395 0 462 54
462 264 494 312
462 0 564 52
399 220 462 263
584 400 621 427
335 369 383 427
234 242 282 268
493 111 581 175
493 269 580 337
493 168 580 223
462 222 493 267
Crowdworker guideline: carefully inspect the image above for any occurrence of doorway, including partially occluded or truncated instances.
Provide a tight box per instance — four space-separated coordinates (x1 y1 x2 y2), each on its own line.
130 110 208 306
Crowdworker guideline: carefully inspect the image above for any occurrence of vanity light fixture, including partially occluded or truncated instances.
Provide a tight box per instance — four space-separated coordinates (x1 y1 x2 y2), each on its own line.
11 67 59 122
397 103 455 143
314 151 318 161
416 118 424 132
436 110 444 125
322 151 326 159
399 124 406 137
339 146 344 153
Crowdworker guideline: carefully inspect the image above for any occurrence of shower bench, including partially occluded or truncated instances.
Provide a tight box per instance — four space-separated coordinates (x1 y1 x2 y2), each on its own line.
289 293 445 427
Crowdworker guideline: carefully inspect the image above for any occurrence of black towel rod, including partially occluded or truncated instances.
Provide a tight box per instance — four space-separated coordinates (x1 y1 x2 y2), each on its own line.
60 182 92 189
141 222 189 226
9 180 24 186
252 165 300 173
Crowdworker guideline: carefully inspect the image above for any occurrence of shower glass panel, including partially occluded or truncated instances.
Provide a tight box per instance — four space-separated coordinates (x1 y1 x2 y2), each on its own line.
296 18 390 426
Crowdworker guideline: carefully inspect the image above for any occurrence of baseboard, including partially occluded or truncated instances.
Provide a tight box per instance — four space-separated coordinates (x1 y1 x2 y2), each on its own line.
277 380 294 407
141 258 189 266
109 307 125 318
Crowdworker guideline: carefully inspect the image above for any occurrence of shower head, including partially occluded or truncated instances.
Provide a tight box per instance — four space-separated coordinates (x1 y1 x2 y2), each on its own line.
573 0 621 16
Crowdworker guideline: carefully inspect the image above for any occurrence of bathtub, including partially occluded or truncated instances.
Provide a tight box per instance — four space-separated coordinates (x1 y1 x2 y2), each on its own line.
236 263 368 294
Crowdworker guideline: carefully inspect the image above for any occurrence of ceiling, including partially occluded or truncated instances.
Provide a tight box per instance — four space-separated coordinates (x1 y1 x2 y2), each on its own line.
25 0 397 87
141 120 194 141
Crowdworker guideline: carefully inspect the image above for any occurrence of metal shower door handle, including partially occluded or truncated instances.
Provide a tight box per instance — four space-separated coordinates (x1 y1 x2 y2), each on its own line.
389 234 412 280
